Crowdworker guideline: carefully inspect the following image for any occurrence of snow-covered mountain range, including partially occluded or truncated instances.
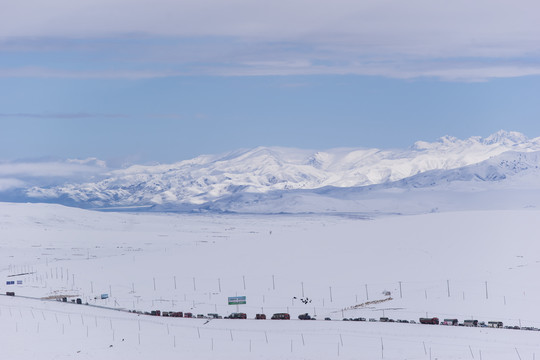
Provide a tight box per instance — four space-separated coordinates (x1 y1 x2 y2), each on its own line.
5 130 540 213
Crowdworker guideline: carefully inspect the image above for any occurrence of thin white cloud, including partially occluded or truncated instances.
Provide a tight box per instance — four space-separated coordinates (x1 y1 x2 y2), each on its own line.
210 61 540 82
0 158 110 192
2 62 540 82
0 158 107 178
0 112 128 119
0 67 185 79
1 0 540 81
0 178 26 191
2 0 538 44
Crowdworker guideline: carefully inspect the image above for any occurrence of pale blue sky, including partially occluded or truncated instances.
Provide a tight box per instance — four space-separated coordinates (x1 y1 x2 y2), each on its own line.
1 0 540 166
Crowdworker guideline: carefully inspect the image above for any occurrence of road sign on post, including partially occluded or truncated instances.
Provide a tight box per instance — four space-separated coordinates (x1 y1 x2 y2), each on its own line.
228 296 246 305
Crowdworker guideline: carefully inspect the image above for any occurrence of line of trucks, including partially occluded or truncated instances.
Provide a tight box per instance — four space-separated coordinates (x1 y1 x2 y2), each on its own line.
418 317 504 328
134 310 511 328
4 292 532 331
137 311 535 330
133 310 296 320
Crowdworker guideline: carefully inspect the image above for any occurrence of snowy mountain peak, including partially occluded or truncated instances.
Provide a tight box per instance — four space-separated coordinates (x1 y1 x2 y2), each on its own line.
440 135 459 144
483 130 528 145
412 131 532 152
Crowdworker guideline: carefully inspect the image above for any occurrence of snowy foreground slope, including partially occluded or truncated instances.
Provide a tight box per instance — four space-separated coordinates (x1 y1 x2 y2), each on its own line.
1 203 540 359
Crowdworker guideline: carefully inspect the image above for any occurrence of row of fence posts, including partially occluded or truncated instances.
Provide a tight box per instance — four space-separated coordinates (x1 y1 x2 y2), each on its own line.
9 264 512 315
13 261 503 304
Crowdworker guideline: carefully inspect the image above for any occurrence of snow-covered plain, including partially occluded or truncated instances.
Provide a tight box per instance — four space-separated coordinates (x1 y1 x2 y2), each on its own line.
1 202 540 359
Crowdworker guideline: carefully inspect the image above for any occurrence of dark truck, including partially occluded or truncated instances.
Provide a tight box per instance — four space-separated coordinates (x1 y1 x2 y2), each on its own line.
226 313 247 319
442 319 458 326
271 313 290 320
463 319 478 327
419 317 439 325
162 311 183 317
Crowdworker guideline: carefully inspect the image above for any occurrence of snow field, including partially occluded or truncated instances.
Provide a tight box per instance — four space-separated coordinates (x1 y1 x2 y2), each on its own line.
2 203 540 358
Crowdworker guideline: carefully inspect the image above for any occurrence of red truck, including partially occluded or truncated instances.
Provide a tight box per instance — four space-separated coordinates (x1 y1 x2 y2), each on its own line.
419 317 439 325
226 313 247 319
271 313 290 320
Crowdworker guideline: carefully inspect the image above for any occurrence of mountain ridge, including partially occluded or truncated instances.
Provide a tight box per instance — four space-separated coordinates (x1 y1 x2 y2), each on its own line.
194 149 540 214
6 130 540 212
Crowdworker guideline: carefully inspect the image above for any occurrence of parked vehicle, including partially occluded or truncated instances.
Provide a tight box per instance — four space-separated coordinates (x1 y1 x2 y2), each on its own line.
488 321 503 328
442 319 458 326
379 317 389 322
271 313 290 320
419 317 439 325
76 298 82 304
463 319 478 327
207 313 221 319
170 312 183 317
150 310 161 316
324 317 331 321
298 313 312 320
227 313 247 319
184 312 193 318
255 314 266 320
6 292 15 296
